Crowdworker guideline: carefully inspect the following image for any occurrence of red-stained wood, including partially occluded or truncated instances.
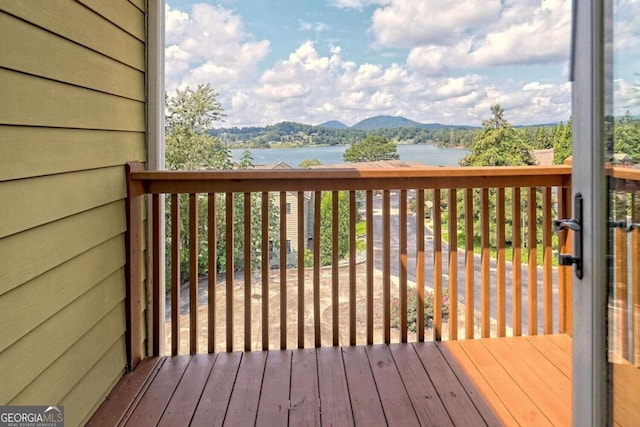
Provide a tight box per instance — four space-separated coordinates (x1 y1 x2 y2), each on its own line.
225 351 267 426
255 351 292 427
366 190 374 345
317 347 354 426
189 194 198 355
365 345 420 426
558 186 571 335
208 194 216 353
298 191 305 349
157 354 216 426
413 342 489 426
289 349 321 426
170 194 180 356
124 356 191 427
480 188 490 338
261 193 269 351
448 188 458 340
416 189 426 341
389 344 452 426
313 191 321 347
125 162 144 369
464 188 474 339
332 191 340 347
349 190 357 346
512 187 523 336
191 352 242 426
399 189 408 342
528 187 538 335
497 187 506 337
341 346 386 427
279 192 287 350
226 193 234 352
543 187 553 334
433 189 443 341
632 193 640 363
244 192 252 352
383 189 391 344
152 194 161 356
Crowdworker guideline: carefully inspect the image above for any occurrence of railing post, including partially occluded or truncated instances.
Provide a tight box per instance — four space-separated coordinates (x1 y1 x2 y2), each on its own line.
125 162 145 370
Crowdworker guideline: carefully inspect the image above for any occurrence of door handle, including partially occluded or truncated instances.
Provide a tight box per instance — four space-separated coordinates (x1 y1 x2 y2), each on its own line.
553 193 583 279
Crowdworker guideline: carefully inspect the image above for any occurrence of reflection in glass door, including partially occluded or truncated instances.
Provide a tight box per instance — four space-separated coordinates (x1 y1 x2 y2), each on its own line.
606 0 640 423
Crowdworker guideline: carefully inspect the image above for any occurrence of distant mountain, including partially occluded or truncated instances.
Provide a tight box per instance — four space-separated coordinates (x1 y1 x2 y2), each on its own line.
318 120 348 129
350 115 473 130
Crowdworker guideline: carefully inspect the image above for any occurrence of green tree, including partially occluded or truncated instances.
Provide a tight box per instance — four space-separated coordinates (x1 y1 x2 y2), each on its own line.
343 135 400 162
553 120 572 164
460 104 536 167
299 158 322 168
614 111 640 161
318 192 351 266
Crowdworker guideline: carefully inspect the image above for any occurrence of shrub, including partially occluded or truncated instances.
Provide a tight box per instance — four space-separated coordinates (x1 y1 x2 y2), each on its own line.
391 287 449 332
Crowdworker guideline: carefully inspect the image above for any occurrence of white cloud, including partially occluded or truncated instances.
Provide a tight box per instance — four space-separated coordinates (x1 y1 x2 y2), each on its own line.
330 0 392 9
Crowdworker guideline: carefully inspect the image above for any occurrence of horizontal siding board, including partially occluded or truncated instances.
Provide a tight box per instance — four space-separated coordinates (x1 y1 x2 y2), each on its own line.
0 126 145 181
0 235 125 353
67 339 127 427
0 270 126 404
0 12 144 101
78 0 145 41
0 166 127 238
0 0 145 70
0 69 145 131
129 0 145 12
0 201 127 295
11 306 126 407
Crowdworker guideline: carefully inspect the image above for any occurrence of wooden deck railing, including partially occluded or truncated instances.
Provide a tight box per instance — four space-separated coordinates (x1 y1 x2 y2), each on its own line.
125 163 576 363
609 167 640 367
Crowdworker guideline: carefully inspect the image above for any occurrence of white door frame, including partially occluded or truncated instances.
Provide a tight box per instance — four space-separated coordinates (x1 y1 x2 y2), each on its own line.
572 0 609 425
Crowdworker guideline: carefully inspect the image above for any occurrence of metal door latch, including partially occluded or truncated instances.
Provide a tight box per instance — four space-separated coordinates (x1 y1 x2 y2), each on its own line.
553 193 583 279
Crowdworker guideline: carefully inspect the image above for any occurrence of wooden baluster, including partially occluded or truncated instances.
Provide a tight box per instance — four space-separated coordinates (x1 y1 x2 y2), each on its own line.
615 189 629 360
512 187 522 337
261 192 269 351
332 191 340 346
400 189 408 343
543 187 553 334
366 190 374 345
528 187 538 336
497 188 506 337
481 188 490 338
208 193 216 353
349 191 357 346
448 189 458 341
152 194 161 356
280 192 287 350
189 194 198 355
632 192 639 365
226 192 234 352
558 185 572 335
464 188 474 339
416 189 426 342
433 189 443 341
383 189 391 344
244 193 252 351
298 191 305 349
314 191 321 347
171 194 180 356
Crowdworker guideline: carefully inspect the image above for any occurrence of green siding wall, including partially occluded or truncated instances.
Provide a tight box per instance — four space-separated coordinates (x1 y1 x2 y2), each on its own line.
0 1 148 425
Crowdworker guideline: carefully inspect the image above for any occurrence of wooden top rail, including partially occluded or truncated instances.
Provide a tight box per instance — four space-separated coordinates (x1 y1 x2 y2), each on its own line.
129 164 572 195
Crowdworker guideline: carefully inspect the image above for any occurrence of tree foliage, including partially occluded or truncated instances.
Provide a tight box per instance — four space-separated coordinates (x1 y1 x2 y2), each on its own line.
343 135 400 163
318 192 351 266
614 111 640 161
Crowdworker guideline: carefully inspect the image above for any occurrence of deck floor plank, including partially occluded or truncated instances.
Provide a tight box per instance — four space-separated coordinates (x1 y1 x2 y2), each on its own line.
413 341 488 426
481 338 570 426
456 339 553 427
93 336 573 426
289 348 321 426
224 351 268 426
342 346 386 427
124 355 191 427
317 347 354 426
158 354 216 426
255 350 292 427
191 352 242 427
389 343 453 426
365 344 420 427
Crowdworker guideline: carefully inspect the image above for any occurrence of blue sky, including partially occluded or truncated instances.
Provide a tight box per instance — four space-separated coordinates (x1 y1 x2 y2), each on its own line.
164 1 634 128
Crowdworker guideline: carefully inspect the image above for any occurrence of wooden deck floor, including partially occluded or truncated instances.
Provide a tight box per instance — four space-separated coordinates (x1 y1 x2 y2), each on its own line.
88 335 572 426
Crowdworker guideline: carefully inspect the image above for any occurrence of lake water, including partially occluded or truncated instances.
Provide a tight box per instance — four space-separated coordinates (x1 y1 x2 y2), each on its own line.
230 144 468 168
